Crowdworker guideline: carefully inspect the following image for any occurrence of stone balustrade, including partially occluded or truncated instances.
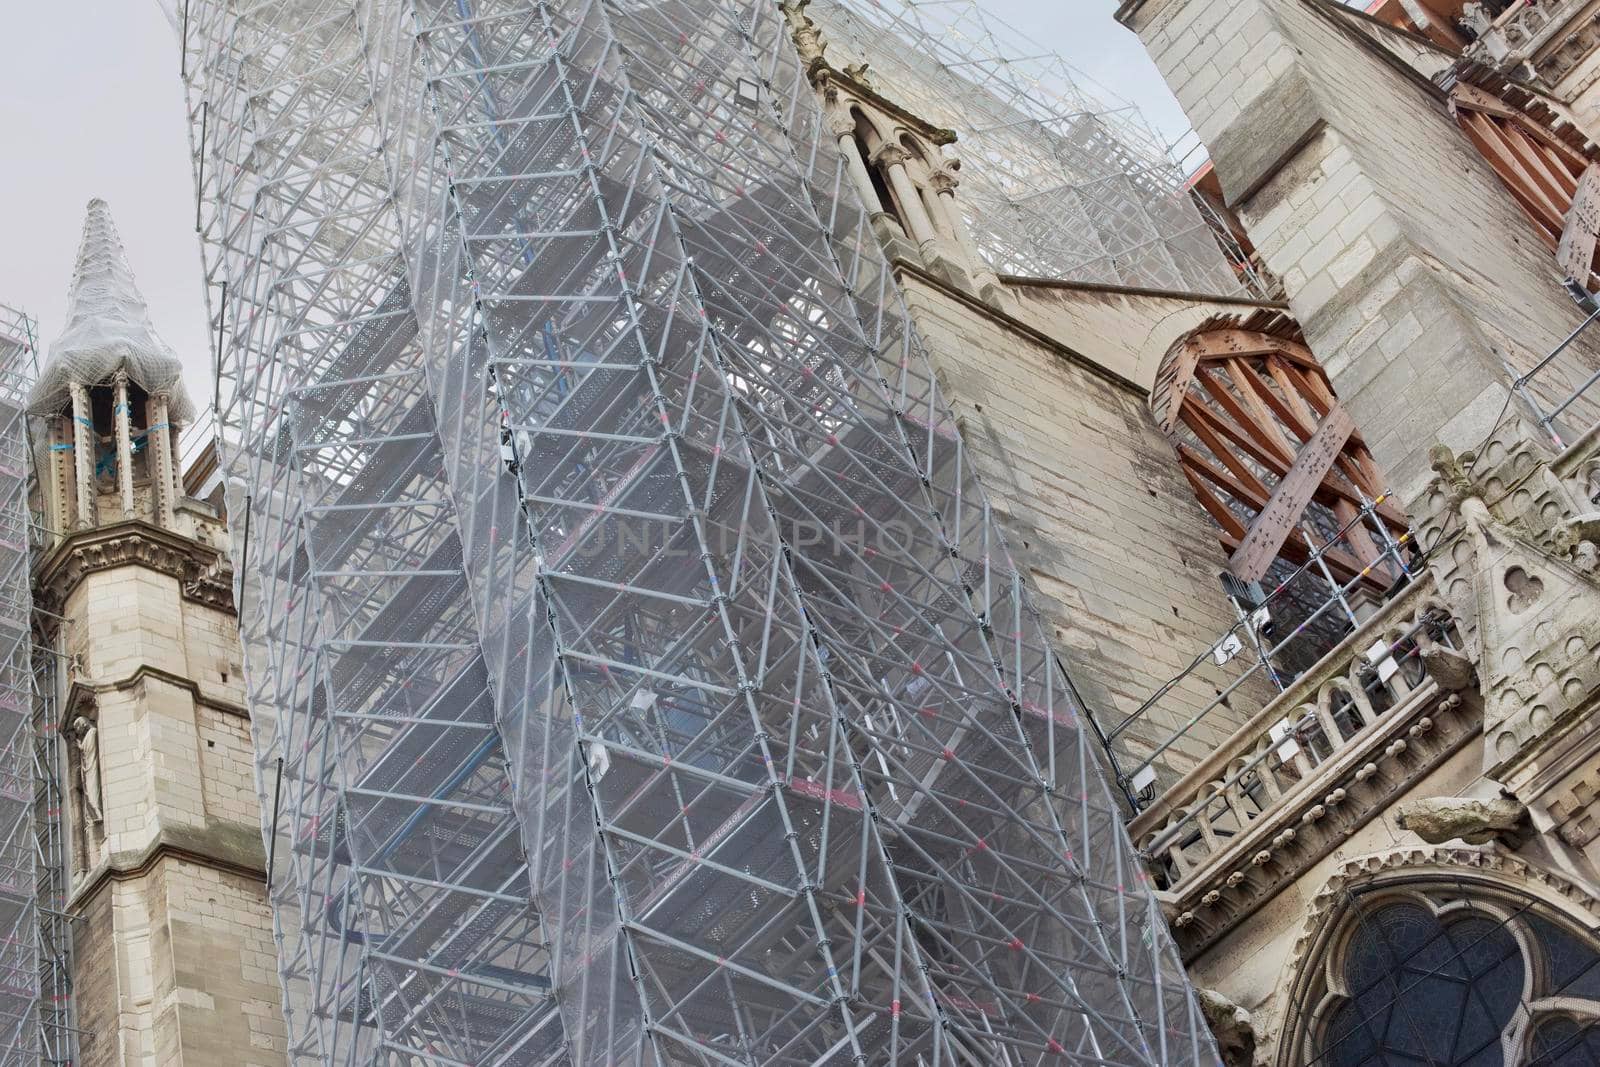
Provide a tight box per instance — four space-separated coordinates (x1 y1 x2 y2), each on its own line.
1126 575 1478 954
1498 1 1559 53
1467 0 1591 74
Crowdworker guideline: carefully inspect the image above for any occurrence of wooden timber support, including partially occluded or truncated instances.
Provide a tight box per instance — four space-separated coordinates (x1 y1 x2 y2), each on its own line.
1449 80 1600 291
1152 312 1405 588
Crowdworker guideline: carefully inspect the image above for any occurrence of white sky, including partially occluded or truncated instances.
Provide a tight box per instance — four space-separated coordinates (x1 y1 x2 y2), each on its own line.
0 3 1189 400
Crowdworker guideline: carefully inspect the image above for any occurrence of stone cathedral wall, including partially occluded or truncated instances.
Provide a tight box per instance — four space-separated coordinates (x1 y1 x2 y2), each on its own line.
897 272 1270 784
1126 0 1600 501
52 531 282 1065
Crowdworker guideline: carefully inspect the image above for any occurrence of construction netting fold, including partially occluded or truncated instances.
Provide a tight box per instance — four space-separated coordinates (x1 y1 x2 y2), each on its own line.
182 0 1218 1062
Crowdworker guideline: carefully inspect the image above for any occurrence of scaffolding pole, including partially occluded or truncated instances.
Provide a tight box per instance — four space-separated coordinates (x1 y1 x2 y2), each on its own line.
30 632 71 1067
0 305 40 1065
181 1 1217 1063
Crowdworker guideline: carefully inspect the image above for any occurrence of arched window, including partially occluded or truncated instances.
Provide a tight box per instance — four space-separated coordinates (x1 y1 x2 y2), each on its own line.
1292 882 1600 1066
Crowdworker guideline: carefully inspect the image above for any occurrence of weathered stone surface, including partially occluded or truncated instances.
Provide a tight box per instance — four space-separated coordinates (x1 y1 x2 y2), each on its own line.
46 478 278 1064
1395 794 1527 844
897 270 1275 787
1197 988 1255 1067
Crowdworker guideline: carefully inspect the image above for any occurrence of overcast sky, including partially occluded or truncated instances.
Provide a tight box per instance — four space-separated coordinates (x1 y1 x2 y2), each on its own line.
0 4 1190 397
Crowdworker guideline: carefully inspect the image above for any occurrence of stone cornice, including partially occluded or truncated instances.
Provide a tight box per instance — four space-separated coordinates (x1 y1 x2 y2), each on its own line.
67 828 268 914
1113 0 1151 26
809 66 957 147
890 256 1150 396
64 662 249 725
33 518 234 619
998 273 1287 311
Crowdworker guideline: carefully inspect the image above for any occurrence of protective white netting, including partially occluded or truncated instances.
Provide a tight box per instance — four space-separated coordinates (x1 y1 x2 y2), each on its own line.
29 199 195 422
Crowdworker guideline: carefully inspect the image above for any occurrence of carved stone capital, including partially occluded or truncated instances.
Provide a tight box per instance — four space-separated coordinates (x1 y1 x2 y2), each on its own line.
870 143 908 169
928 167 960 195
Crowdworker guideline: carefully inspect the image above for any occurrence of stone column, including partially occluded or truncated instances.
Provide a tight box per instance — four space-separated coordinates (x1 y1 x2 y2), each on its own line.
112 371 135 519
830 111 882 218
928 168 970 248
873 145 939 247
929 166 1007 305
149 393 176 529
69 382 94 529
46 416 74 540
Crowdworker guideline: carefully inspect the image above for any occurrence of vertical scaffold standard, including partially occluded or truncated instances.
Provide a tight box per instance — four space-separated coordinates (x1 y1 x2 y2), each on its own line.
181 1 1215 1063
0 306 38 1064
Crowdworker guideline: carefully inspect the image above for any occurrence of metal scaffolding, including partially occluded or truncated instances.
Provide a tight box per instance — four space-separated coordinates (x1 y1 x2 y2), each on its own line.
30 636 70 1067
180 1 1214 1063
802 0 1249 294
0 306 39 1064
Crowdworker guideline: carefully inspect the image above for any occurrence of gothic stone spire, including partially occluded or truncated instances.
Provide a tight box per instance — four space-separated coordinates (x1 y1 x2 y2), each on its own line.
30 199 194 422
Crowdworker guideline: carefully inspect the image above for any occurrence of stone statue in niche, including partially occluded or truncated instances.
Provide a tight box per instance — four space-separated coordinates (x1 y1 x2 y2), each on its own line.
72 716 102 825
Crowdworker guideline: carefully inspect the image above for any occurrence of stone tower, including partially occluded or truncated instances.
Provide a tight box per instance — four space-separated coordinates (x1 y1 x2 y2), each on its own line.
29 200 285 1064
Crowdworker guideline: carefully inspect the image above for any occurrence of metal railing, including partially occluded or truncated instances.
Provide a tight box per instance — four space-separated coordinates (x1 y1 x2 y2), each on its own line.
1105 493 1416 806
1511 304 1600 449
1128 576 1460 891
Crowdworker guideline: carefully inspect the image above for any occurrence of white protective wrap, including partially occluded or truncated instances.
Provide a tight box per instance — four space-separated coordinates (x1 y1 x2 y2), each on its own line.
30 199 195 422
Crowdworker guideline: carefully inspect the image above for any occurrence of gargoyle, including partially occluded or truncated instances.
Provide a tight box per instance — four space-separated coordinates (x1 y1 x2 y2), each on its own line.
1197 988 1255 1067
1396 795 1526 845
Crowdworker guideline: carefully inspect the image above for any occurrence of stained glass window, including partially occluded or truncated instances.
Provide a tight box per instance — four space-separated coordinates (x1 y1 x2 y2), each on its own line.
1316 894 1600 1066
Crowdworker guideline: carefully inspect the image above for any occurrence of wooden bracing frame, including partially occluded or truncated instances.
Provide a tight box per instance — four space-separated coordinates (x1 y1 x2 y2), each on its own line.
1153 321 1407 587
1450 82 1600 291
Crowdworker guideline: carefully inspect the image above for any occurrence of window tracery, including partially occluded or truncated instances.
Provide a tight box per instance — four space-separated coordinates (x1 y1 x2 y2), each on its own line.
1298 884 1600 1066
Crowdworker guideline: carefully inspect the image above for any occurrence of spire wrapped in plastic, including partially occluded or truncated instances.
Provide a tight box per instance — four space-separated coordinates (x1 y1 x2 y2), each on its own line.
29 199 195 421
